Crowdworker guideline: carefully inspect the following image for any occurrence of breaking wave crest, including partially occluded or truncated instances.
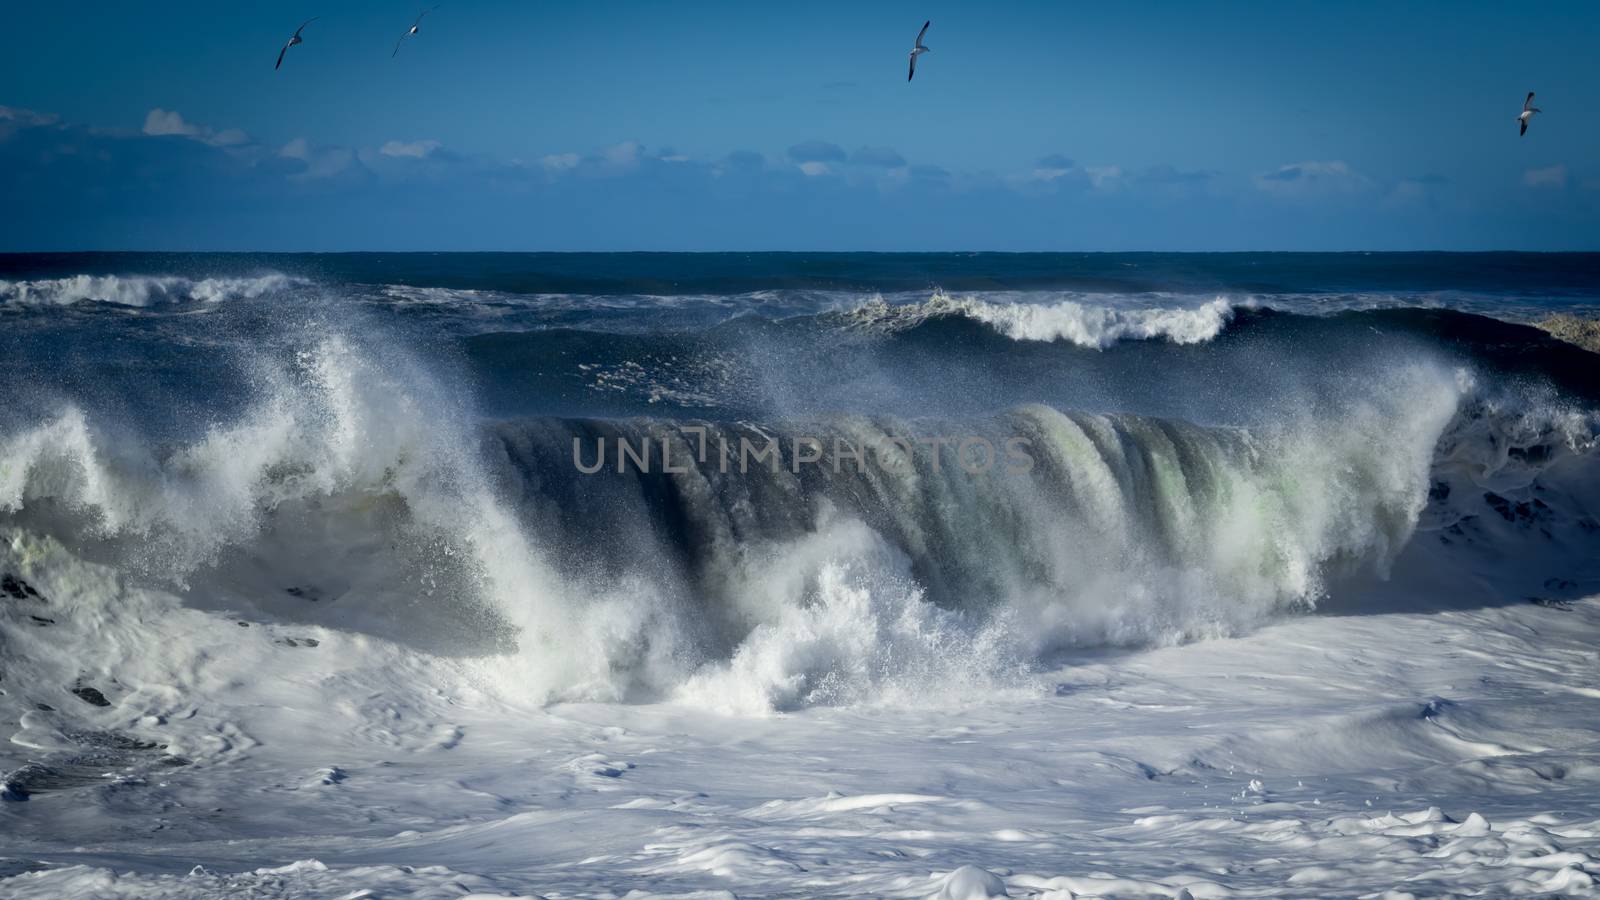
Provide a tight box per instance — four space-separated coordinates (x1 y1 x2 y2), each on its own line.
3 273 1599 713
0 273 298 307
4 330 1593 713
838 291 1236 348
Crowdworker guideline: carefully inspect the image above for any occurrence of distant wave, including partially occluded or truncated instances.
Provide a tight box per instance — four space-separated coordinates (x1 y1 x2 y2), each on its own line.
0 273 298 307
838 291 1237 348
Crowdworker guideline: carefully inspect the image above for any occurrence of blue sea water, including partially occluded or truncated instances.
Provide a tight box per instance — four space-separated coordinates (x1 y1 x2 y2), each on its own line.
3 251 1598 423
5 251 1600 297
1 252 1597 691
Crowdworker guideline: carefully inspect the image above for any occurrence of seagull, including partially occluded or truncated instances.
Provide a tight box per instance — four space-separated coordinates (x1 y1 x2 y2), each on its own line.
393 7 438 58
907 20 930 82
276 17 318 71
1518 92 1541 136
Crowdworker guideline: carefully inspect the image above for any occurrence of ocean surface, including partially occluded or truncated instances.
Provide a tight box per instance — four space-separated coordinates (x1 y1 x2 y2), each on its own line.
2 251 1599 698
3 253 1600 897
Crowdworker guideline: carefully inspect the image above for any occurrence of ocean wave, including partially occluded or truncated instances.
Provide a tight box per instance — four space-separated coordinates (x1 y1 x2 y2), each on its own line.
3 289 1599 712
14 329 1594 710
0 273 299 307
838 291 1237 348
674 523 1033 714
1537 312 1600 354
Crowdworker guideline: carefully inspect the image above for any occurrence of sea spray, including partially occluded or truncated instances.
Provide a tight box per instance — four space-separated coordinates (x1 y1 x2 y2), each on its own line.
0 273 300 307
0 341 1518 709
838 290 1236 348
2 262 1598 711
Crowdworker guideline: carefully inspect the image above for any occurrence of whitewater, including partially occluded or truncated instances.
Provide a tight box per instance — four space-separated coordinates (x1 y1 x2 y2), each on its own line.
2 253 1599 898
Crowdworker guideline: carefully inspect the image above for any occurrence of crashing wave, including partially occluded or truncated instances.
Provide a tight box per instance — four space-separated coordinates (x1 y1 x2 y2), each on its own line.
11 334 1586 711
0 273 298 307
2 285 1599 713
838 290 1236 348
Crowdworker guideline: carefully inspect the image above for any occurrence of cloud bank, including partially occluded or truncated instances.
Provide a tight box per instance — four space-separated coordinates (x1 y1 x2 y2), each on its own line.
1 105 1595 250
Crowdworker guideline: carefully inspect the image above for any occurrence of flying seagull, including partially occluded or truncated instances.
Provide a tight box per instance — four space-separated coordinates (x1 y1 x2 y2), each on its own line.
1518 92 1541 136
907 20 930 82
276 17 318 71
394 7 438 58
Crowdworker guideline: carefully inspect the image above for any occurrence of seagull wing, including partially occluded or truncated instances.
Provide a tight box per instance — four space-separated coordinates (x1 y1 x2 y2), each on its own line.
417 6 436 26
295 17 318 38
908 53 916 81
276 42 289 70
1524 92 1535 111
916 20 930 47
1521 119 1528 136
394 32 407 56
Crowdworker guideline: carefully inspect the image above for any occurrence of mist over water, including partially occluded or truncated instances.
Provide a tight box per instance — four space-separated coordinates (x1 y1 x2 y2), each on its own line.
2 253 1598 712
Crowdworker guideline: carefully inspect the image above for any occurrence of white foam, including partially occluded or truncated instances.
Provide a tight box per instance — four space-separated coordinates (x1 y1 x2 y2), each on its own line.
962 295 1235 347
0 273 297 307
675 520 1032 715
842 290 1236 348
1 325 1595 717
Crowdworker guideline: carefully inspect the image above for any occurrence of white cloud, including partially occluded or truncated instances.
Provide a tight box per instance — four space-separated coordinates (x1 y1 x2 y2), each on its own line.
141 108 193 138
0 106 61 127
380 139 441 159
279 137 357 181
1013 155 1121 191
142 108 251 148
1523 165 1568 189
304 147 355 180
1254 160 1369 197
530 142 651 177
539 152 581 171
1084 165 1124 189
1023 154 1077 184
600 141 642 170
296 147 355 181
540 152 580 171
797 161 832 177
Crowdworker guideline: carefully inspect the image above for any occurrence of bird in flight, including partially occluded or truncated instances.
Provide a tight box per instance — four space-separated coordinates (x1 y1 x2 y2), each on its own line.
394 7 439 58
908 21 930 82
276 18 318 71
1518 92 1541 136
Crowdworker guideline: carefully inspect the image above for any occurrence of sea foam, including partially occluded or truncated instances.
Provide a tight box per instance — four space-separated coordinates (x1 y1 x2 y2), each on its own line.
0 273 297 306
841 290 1236 348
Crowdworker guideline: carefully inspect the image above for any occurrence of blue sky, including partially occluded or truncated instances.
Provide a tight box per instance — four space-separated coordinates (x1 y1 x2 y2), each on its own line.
3 0 1599 250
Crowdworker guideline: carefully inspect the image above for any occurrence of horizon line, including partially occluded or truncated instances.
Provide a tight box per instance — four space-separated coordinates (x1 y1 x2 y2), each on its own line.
5 248 1600 256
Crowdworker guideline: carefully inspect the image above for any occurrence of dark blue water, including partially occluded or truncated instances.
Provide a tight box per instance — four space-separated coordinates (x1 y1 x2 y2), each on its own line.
5 251 1600 298
3 252 1598 433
